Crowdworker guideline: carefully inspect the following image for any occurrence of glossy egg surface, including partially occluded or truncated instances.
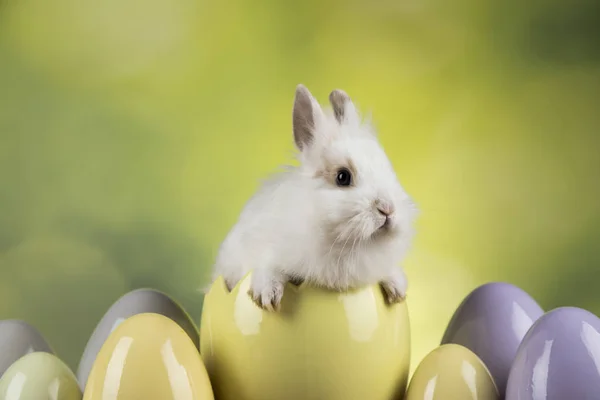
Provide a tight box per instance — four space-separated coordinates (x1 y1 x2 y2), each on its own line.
83 312 213 400
77 288 198 390
506 306 600 400
406 343 499 400
200 273 411 400
441 282 543 396
0 351 81 400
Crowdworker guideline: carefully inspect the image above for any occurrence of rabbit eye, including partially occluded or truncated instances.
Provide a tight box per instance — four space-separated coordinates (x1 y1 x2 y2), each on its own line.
335 168 352 187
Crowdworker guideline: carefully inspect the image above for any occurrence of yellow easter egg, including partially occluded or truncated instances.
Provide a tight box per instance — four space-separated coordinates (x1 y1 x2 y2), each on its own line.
406 344 499 400
83 313 214 400
200 273 410 400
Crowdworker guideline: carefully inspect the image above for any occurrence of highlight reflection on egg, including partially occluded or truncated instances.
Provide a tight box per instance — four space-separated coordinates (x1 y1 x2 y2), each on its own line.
441 282 543 397
0 352 81 400
200 273 410 400
83 313 214 400
77 288 199 390
406 344 499 400
0 320 54 377
506 307 600 400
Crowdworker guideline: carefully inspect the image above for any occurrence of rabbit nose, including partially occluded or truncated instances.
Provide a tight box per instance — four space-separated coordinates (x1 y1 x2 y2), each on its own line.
376 203 394 217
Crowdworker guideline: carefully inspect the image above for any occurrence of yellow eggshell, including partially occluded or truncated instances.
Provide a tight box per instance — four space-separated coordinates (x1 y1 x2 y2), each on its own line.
83 313 214 400
200 273 410 400
406 344 499 400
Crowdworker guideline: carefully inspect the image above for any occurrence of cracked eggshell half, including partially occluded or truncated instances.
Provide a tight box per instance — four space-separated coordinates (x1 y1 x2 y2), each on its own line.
200 272 410 400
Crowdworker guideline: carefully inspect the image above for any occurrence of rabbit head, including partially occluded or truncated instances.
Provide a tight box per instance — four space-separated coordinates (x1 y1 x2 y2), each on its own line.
292 84 417 257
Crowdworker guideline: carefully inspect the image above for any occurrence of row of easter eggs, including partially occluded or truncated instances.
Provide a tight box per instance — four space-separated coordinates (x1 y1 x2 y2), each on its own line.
407 282 600 399
0 280 600 399
198 275 600 400
0 289 214 399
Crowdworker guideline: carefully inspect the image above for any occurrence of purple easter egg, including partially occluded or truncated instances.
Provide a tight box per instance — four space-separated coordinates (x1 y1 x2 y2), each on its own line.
506 307 600 400
441 282 544 397
0 320 53 377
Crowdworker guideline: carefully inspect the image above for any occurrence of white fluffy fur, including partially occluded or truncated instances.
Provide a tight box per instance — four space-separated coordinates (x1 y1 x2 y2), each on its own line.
212 85 418 310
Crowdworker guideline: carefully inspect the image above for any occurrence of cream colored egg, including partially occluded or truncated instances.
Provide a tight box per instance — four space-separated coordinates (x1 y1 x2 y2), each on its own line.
406 344 499 400
83 313 213 400
77 288 199 391
0 352 81 400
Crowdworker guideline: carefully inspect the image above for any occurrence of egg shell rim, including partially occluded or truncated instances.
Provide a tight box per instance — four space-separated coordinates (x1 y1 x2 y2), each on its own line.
208 271 396 301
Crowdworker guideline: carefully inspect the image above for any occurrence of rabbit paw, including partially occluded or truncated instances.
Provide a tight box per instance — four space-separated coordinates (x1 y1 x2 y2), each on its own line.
380 269 408 304
248 270 286 312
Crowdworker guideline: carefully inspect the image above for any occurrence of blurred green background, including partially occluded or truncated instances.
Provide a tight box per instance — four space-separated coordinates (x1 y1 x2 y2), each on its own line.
1 0 599 373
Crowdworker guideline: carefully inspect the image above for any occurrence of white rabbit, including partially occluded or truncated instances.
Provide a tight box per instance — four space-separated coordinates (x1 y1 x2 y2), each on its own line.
212 84 418 311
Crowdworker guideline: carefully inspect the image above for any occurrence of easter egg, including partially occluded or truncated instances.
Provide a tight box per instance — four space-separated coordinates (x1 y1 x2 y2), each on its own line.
0 320 53 377
200 273 410 400
505 307 600 400
441 282 543 397
405 344 499 400
0 352 81 400
77 288 199 390
83 312 213 400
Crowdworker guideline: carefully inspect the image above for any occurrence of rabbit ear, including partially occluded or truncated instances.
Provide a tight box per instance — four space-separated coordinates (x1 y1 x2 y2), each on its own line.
329 89 358 125
293 84 323 151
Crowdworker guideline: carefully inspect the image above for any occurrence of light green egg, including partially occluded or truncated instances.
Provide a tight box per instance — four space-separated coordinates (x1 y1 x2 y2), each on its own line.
0 352 81 400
